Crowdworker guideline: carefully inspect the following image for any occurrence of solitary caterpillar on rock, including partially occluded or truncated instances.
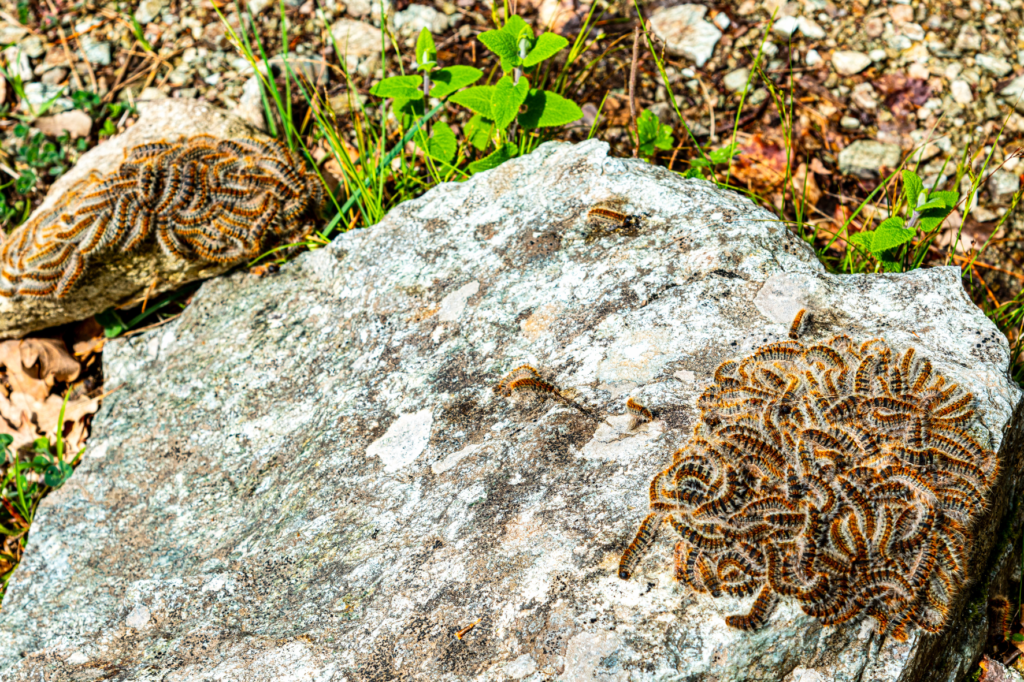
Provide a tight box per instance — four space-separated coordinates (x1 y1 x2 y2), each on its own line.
0 134 322 298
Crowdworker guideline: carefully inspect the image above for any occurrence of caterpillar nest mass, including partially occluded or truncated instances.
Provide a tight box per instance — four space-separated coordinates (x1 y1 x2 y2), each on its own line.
0 134 323 299
619 311 998 641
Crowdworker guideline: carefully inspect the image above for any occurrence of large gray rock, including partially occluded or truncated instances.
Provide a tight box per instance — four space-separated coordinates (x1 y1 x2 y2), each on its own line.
0 140 1020 681
0 99 266 339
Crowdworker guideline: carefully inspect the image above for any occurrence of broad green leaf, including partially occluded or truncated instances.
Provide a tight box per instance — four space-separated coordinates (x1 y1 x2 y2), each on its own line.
637 109 673 157
914 198 949 212
415 28 436 68
369 75 424 100
44 461 73 488
502 14 533 43
917 207 954 233
0 434 12 450
96 309 125 338
478 28 520 68
902 170 923 213
848 231 873 251
523 32 568 67
31 456 50 473
33 438 50 455
491 75 529 131
430 65 483 98
683 167 709 179
517 88 583 129
708 143 739 164
469 143 516 174
928 190 959 209
879 258 903 272
393 97 426 130
464 114 496 152
870 216 914 254
421 121 457 163
449 85 494 118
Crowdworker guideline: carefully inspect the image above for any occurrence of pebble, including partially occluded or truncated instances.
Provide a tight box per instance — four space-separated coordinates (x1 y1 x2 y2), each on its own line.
988 169 1020 206
832 50 872 76
1000 74 1024 99
18 37 44 59
247 0 275 13
976 53 1012 77
20 82 72 113
0 23 28 45
797 16 826 40
723 67 750 92
331 19 388 75
772 16 799 40
840 116 861 130
865 17 884 38
649 4 722 68
713 13 731 31
850 83 877 110
346 0 372 16
134 0 169 24
869 48 888 62
837 140 902 179
33 110 92 139
955 25 982 52
2 47 33 82
805 49 822 66
951 80 974 104
901 23 925 42
394 5 452 35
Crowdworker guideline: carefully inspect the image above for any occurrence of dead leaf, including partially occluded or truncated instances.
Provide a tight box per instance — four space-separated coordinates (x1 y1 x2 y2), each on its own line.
809 157 832 175
791 162 822 210
19 339 81 385
731 134 789 192
71 318 106 360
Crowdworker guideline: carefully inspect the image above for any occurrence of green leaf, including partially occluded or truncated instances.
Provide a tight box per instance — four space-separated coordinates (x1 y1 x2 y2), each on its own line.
96 309 126 338
501 15 533 43
464 113 496 152
683 167 709 179
430 65 483 98
369 75 424 100
523 33 568 67
32 438 50 455
415 28 436 68
914 198 949 212
469 143 517 174
637 109 673 157
870 216 914 254
708 143 739 164
491 75 529 131
449 86 494 118
0 434 11 450
31 455 50 472
420 121 457 163
1013 633 1024 643
928 190 959 210
917 207 954 233
902 170 923 213
43 461 72 488
878 258 903 272
478 29 520 70
517 89 583 129
393 96 426 130
848 231 874 251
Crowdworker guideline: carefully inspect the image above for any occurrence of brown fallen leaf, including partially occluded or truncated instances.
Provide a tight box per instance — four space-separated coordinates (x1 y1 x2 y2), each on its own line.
791 162 822 212
730 134 789 193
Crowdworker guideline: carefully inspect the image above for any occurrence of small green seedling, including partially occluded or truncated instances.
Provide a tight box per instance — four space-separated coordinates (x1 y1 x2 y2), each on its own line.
635 109 673 161
848 169 959 272
684 142 740 180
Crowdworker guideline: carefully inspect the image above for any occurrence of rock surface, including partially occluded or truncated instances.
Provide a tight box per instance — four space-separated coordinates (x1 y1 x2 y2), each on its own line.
0 140 1020 681
0 99 266 340
649 4 722 68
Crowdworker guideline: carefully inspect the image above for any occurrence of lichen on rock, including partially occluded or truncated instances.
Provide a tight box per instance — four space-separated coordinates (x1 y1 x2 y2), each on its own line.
0 140 1019 682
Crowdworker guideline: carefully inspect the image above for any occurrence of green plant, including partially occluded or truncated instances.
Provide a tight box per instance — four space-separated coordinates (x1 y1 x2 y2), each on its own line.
634 109 673 161
846 170 959 273
10 125 86 193
683 142 739 181
95 281 203 338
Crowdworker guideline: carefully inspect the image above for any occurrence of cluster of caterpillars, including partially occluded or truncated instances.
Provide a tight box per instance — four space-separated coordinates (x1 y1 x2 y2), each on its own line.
617 309 998 641
0 134 322 298
493 365 599 418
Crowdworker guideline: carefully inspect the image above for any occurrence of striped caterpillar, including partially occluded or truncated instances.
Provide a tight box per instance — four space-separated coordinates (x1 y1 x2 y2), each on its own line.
619 309 998 641
0 134 323 298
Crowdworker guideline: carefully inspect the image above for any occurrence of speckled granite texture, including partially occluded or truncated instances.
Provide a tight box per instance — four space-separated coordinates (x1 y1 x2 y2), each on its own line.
0 140 1020 681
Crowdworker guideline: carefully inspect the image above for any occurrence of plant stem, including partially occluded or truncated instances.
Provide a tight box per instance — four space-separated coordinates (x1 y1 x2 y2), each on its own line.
629 26 640 158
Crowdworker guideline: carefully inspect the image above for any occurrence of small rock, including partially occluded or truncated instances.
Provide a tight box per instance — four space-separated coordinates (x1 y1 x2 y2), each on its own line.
33 110 92 139
901 22 924 42
346 0 371 15
907 142 941 164
649 4 722 68
134 0 168 24
955 25 982 52
840 116 861 130
837 140 902 179
805 49 822 66
796 16 826 40
80 38 111 66
869 48 888 62
772 15 799 40
0 23 28 44
19 82 72 113
831 50 872 76
865 17 884 38
907 62 930 80
850 82 878 111
889 4 914 23
951 79 974 104
18 36 44 59
723 67 750 92
247 0 275 13
1000 74 1024 99
2 46 32 82
330 19 387 76
712 13 730 30
887 34 913 51
137 87 165 101
40 68 65 87
988 169 1020 205
977 53 1012 77
393 4 451 35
